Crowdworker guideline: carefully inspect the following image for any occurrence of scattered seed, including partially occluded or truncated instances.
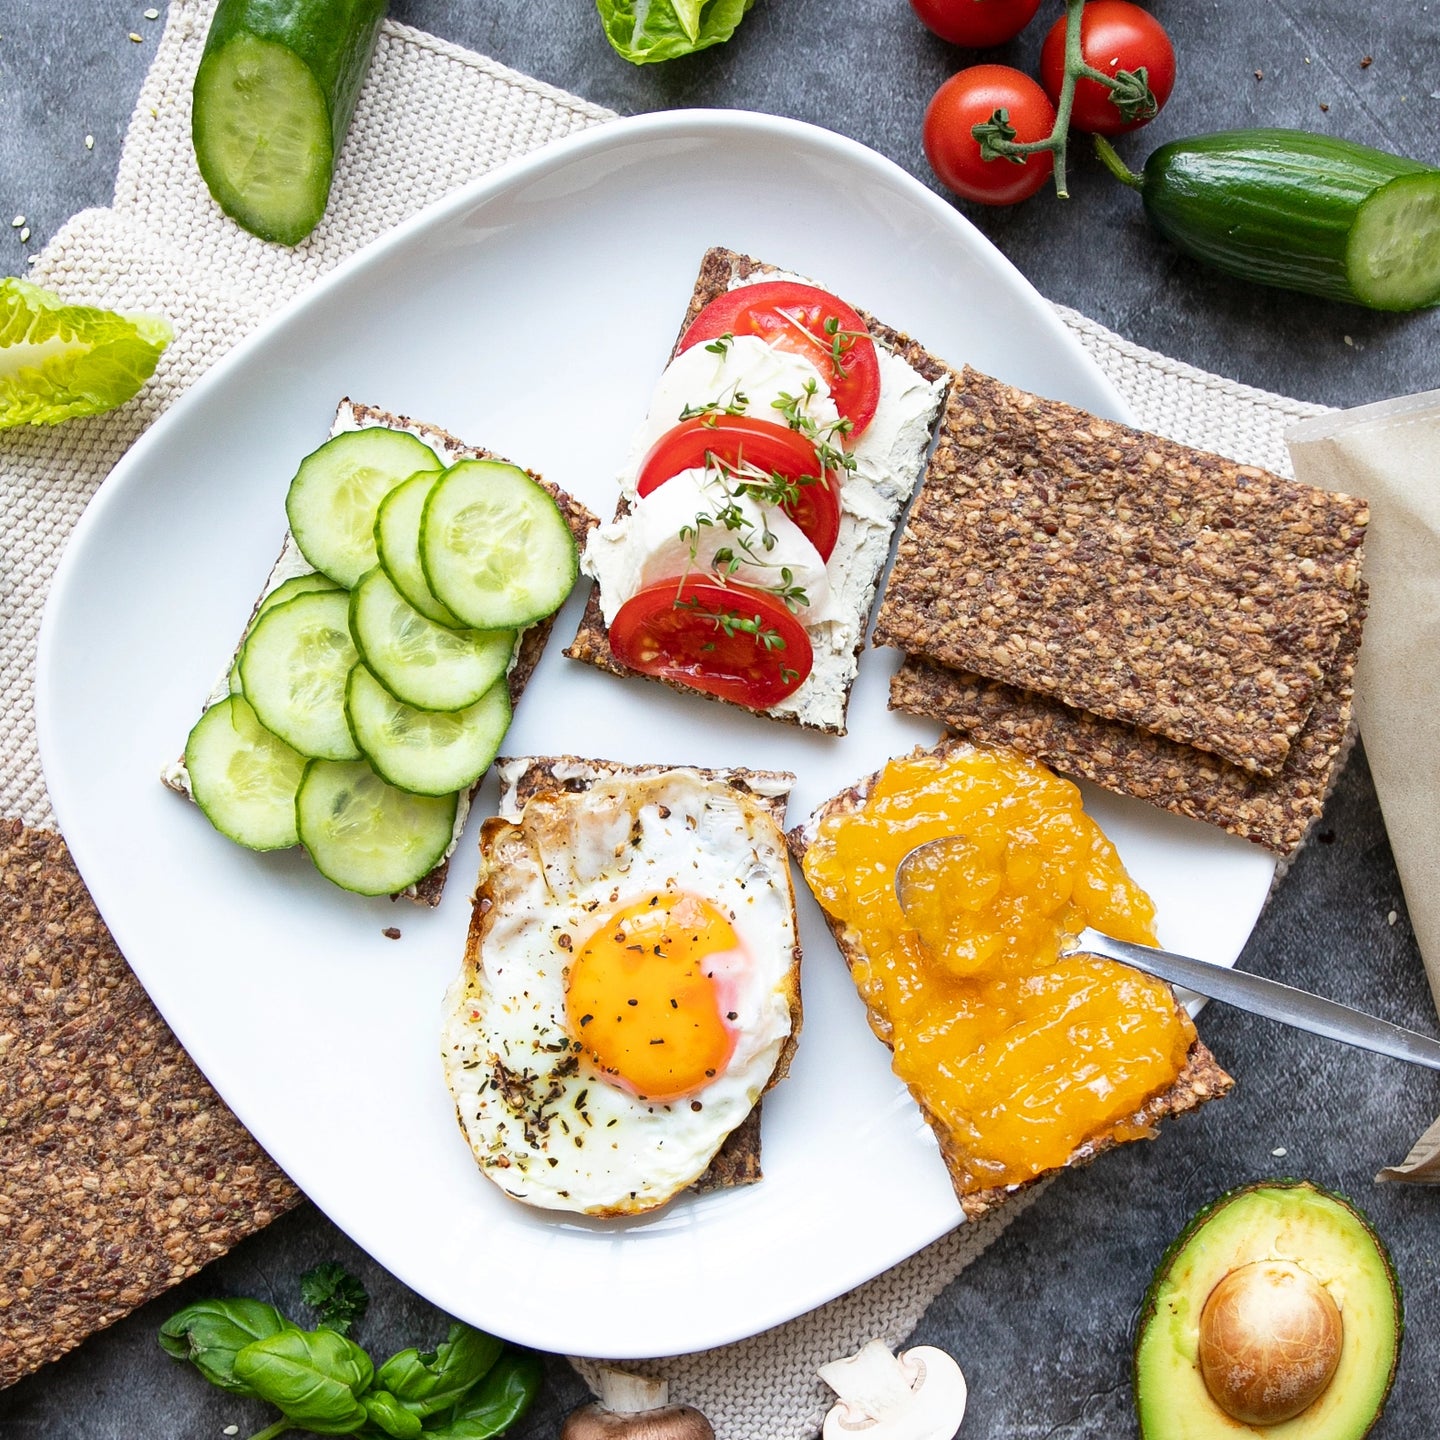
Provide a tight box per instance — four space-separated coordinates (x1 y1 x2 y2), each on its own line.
18 226 29 243
129 31 143 42
85 134 94 149
1360 55 1373 69
26 253 39 265
1272 1147 1287 1158
10 215 22 228
382 926 402 940
1254 69 1264 81
1344 335 1355 346
1388 910 1398 925
224 1429 240 1438
1319 102 1330 112
145 6 160 16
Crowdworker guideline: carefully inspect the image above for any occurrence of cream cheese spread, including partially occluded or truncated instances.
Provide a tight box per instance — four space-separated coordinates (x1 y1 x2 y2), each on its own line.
581 279 947 732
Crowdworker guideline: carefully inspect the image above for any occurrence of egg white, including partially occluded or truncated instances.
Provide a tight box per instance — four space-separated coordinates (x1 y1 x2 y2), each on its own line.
441 765 798 1216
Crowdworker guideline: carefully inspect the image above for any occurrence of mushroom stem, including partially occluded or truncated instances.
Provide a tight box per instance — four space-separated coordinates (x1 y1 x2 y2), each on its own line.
598 1370 670 1415
562 1366 715 1440
819 1339 968 1440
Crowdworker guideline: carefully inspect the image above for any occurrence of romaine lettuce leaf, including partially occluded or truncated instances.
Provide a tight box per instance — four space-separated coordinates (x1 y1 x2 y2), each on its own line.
597 0 755 64
0 277 172 429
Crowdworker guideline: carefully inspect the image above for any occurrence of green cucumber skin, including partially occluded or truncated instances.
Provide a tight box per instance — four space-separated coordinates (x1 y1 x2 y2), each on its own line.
1140 129 1437 306
195 0 387 242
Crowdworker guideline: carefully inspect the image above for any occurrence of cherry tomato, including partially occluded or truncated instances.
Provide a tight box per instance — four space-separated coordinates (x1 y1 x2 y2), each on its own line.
1039 2 1175 136
922 65 1056 205
635 416 841 562
608 577 813 709
909 0 1042 49
677 281 881 439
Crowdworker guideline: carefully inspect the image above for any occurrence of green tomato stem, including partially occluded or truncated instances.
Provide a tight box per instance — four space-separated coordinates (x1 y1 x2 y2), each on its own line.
1092 133 1145 189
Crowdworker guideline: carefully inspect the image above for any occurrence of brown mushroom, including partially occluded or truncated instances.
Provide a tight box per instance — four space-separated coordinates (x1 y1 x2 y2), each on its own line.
561 1368 714 1440
1198 1259 1344 1425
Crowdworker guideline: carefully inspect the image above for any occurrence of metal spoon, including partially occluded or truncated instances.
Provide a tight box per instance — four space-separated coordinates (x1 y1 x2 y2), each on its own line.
894 836 1440 1074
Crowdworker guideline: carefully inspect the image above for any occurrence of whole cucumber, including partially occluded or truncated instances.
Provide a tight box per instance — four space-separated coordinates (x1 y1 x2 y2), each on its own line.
1097 129 1440 311
193 0 388 246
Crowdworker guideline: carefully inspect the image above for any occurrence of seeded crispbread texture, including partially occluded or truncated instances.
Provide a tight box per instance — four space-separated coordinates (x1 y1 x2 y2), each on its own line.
0 820 301 1389
786 744 1234 1222
472 754 800 1198
564 246 949 737
889 589 1366 857
873 369 1367 776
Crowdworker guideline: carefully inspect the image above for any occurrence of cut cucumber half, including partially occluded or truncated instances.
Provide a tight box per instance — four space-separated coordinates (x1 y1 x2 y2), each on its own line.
191 0 386 246
228 571 341 697
287 428 443 587
346 665 511 795
238 589 360 760
348 566 517 712
185 694 307 850
375 471 464 627
1348 172 1440 310
296 758 458 895
421 460 578 630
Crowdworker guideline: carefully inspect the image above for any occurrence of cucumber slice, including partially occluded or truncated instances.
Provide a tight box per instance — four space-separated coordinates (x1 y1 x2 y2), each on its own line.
348 566 517 712
185 694 307 851
346 665 511 795
375 471 464 627
228 571 341 697
296 758 458 895
191 0 386 246
238 589 360 760
422 460 578 630
287 428 443 588
1348 172 1440 311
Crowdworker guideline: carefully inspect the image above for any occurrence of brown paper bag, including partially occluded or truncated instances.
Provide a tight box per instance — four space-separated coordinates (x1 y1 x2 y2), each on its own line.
1287 391 1440 1182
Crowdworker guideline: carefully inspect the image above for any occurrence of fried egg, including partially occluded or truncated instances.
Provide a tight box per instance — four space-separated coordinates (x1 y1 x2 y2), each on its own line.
441 758 800 1216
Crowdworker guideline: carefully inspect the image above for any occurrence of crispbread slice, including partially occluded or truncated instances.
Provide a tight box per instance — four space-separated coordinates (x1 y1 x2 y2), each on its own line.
889 590 1366 857
564 246 949 736
788 743 1233 1222
873 369 1368 776
162 399 597 906
447 754 800 1208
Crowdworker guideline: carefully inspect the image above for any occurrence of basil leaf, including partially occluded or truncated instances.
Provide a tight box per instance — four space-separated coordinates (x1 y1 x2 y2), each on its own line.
234 1327 374 1433
376 1324 503 1419
425 1351 545 1439
158 1298 294 1396
363 1389 425 1439
596 0 755 64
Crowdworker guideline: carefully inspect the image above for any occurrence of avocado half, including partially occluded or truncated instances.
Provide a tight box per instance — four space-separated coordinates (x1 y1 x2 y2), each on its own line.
1133 1179 1402 1439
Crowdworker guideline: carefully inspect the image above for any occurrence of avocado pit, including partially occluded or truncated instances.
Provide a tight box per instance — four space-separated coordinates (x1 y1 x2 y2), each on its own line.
1197 1259 1343 1425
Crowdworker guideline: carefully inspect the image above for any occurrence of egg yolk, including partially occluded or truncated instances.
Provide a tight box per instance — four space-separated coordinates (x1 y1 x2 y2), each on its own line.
566 892 740 1102
801 744 1195 1195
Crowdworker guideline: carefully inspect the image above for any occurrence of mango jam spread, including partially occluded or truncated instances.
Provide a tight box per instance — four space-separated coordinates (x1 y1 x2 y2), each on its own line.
802 744 1196 1196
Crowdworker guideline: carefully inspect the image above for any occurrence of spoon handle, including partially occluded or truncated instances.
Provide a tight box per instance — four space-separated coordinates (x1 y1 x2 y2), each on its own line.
1070 927 1440 1074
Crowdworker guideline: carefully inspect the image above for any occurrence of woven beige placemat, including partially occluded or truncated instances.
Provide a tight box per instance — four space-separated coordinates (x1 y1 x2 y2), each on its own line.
0 0 1327 1428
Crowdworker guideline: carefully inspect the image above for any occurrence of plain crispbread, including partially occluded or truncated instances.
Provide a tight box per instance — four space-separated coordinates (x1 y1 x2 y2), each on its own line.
873 369 1368 776
163 399 596 906
787 742 1234 1221
889 592 1366 857
466 753 802 1198
564 246 949 736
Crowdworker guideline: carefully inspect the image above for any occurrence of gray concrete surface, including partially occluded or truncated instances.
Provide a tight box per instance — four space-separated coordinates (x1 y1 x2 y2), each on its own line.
2 2 1437 1436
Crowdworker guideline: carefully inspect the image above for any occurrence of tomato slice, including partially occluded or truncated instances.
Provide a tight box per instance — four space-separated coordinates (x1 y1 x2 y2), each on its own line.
608 577 813 709
677 281 881 439
635 415 842 562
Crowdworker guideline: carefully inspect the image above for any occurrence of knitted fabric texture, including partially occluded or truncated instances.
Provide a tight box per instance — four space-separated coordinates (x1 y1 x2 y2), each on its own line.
0 2 1326 1435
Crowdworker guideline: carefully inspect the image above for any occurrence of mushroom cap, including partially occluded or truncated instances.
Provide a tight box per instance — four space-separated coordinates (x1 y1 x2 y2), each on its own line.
561 1401 715 1440
819 1339 968 1440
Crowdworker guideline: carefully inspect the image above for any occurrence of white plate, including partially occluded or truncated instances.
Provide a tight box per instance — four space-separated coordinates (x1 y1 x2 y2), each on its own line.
36 111 1274 1360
